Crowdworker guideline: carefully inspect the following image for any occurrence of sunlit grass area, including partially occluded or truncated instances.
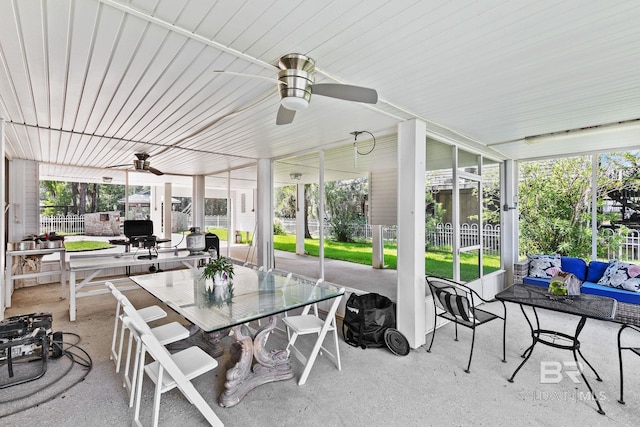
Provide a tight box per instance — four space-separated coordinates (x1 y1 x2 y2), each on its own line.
64 240 114 252
265 233 500 281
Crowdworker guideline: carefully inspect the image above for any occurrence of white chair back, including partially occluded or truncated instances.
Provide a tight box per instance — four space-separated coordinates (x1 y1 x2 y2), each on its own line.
122 305 222 427
283 287 345 385
300 278 324 316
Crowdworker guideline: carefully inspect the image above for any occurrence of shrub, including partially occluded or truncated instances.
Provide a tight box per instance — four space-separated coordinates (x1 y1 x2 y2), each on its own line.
273 219 286 235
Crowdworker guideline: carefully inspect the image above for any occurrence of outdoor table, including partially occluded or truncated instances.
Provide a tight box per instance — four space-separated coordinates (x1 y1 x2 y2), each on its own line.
68 249 210 321
130 266 344 408
495 283 617 415
5 247 66 308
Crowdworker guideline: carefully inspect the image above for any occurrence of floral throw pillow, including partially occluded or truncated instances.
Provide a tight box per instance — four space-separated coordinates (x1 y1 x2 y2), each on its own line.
527 254 561 279
597 260 640 292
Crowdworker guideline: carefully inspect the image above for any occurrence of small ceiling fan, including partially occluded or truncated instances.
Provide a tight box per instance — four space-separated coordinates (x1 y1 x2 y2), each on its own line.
215 53 378 125
107 153 164 176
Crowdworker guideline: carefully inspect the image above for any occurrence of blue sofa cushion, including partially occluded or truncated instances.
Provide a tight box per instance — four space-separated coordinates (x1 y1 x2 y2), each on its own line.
586 261 610 283
582 281 640 305
523 276 551 287
560 256 587 282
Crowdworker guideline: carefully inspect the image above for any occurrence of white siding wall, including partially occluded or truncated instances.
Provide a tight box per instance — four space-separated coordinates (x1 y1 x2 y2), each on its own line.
369 168 397 226
9 159 39 241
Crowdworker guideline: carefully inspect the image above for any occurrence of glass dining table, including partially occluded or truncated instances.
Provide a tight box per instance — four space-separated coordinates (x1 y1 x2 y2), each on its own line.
129 264 344 407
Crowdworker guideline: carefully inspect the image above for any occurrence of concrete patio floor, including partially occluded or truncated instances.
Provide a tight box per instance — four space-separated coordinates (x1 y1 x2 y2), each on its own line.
2 241 640 426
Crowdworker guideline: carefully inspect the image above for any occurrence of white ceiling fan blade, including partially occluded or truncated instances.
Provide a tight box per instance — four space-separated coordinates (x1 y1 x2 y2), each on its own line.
276 105 296 125
311 83 378 104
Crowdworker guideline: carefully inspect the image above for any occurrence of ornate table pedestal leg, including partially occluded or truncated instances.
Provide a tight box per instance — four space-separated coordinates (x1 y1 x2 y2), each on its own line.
203 329 225 358
219 316 294 407
169 324 225 358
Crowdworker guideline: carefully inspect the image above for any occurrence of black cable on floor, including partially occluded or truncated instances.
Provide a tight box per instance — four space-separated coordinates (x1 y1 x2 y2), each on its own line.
0 331 93 418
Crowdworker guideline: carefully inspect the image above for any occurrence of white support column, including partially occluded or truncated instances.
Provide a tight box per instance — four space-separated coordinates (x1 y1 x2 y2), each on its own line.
163 183 172 240
501 159 519 284
256 159 274 269
192 175 205 231
124 170 129 220
1 119 6 317
396 119 426 349
319 151 325 279
591 155 598 261
226 171 232 258
295 183 305 255
372 225 384 268
452 147 460 281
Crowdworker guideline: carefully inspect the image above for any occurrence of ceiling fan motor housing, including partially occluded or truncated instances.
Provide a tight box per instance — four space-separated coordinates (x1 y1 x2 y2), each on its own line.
278 53 315 110
133 158 150 171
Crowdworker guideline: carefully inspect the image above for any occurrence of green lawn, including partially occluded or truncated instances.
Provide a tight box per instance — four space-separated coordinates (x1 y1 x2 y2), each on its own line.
269 233 501 281
204 228 250 243
64 240 114 252
205 229 500 281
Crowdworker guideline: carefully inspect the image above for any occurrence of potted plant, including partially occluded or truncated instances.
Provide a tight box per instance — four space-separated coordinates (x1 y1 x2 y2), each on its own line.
201 257 235 303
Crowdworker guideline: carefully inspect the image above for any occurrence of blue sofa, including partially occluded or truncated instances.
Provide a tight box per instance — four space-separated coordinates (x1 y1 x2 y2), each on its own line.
520 256 640 305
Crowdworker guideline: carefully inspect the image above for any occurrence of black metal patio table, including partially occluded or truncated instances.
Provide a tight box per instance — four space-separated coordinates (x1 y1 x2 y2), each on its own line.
495 283 617 415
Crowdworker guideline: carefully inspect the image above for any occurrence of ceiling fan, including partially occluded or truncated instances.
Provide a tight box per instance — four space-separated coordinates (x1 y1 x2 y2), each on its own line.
107 153 164 176
215 53 378 125
275 53 378 125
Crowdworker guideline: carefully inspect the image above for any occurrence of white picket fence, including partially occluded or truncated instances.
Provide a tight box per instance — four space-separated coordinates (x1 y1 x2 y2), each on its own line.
278 218 499 249
41 213 640 261
40 214 227 235
426 223 501 255
599 227 640 262
40 214 85 234
278 218 398 241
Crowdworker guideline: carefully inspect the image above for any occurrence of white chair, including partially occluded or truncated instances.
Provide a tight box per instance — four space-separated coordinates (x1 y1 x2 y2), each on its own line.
283 287 345 385
277 272 294 334
117 294 190 407
256 267 273 327
107 282 167 372
122 305 222 427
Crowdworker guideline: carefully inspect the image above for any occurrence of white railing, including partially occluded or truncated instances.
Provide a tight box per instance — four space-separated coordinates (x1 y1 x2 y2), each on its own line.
599 228 640 262
39 213 498 253
278 218 398 241
204 215 228 229
278 219 501 251
426 222 501 255
40 214 85 234
41 213 640 261
39 213 230 235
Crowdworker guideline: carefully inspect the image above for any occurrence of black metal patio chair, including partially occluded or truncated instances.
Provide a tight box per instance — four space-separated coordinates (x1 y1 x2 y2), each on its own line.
426 275 507 373
617 323 640 404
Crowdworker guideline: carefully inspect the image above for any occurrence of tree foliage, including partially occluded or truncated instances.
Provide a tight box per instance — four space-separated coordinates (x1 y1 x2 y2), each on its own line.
425 189 445 250
519 157 593 256
481 164 502 225
41 181 126 215
274 183 320 238
324 178 367 242
205 198 227 215
274 185 297 218
518 153 640 258
598 152 640 221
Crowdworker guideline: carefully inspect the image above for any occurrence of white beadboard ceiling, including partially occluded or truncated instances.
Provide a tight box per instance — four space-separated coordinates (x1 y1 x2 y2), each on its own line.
2 0 640 188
